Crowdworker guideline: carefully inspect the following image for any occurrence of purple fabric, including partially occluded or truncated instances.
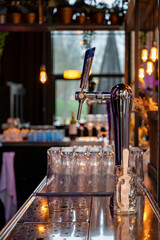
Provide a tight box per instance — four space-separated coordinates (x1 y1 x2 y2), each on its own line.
0 152 17 223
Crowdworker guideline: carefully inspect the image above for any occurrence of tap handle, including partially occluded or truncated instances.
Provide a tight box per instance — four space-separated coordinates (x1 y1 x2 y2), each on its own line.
111 83 133 165
80 47 96 90
77 100 83 121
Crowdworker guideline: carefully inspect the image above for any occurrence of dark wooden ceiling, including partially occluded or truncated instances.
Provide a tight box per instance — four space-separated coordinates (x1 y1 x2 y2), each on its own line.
126 0 158 31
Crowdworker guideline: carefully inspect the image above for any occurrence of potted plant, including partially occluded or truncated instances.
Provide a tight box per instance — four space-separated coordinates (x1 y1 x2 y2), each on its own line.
47 0 58 23
0 4 7 24
91 3 106 24
7 1 23 24
22 0 38 24
57 0 73 24
74 0 87 24
109 4 123 25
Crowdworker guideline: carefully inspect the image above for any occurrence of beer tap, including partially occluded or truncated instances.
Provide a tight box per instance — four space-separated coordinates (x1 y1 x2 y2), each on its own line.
75 48 133 165
77 47 96 120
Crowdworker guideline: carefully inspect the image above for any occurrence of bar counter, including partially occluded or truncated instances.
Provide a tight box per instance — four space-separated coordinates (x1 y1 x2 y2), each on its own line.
0 175 160 240
0 137 102 147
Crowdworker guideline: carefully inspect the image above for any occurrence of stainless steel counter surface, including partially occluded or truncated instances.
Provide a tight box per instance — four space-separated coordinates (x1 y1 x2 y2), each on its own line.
1 148 160 239
1 189 160 239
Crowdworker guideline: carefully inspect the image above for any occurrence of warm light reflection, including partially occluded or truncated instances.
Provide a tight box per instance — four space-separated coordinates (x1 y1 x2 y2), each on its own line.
76 30 82 35
130 219 136 224
38 225 45 233
139 78 145 89
117 216 121 223
141 48 148 62
146 60 153 75
40 198 49 220
41 204 48 214
40 64 47 84
139 67 145 79
80 40 84 45
63 70 81 79
143 197 153 239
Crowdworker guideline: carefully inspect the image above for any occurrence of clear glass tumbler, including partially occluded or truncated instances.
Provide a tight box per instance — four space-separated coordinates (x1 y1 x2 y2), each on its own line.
129 146 144 180
102 146 115 192
88 146 102 191
60 147 74 191
46 147 61 192
74 147 88 192
114 165 137 215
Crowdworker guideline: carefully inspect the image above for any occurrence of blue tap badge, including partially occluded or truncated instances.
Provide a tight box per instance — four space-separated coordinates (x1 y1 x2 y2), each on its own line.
80 47 96 90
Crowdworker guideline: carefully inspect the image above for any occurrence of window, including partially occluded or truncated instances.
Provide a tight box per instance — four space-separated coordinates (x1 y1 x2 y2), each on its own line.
52 30 125 122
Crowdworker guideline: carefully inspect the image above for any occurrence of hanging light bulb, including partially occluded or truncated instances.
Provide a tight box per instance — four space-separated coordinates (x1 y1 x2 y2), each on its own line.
139 66 145 79
141 48 148 62
150 40 158 62
146 59 153 75
40 64 47 83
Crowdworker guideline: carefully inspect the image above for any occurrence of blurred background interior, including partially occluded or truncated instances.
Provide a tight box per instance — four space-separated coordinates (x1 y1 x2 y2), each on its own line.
0 0 160 231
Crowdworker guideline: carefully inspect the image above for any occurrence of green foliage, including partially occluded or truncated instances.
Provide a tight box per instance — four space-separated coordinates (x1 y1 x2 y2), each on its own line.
0 32 8 58
57 0 70 7
7 2 22 13
21 0 38 13
139 31 148 45
82 31 95 50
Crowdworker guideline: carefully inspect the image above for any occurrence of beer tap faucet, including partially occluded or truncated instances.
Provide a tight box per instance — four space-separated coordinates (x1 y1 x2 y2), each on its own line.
77 47 96 121
76 48 133 165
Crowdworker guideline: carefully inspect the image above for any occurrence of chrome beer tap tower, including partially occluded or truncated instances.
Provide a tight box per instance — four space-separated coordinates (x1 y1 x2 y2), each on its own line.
75 48 133 166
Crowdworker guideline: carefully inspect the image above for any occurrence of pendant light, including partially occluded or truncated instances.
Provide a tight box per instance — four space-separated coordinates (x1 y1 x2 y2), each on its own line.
139 65 145 79
40 64 47 83
150 40 158 62
141 48 148 62
63 70 81 79
146 59 153 75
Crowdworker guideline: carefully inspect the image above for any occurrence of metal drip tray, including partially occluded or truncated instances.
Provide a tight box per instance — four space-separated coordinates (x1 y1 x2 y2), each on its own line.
5 195 160 240
6 222 89 240
19 196 91 223
1 176 160 240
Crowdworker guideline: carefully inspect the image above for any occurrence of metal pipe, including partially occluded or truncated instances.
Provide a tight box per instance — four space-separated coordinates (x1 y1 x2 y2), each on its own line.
137 178 160 222
77 100 83 121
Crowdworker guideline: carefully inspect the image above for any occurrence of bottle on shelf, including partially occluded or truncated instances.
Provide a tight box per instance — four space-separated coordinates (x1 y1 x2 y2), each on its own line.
68 111 77 140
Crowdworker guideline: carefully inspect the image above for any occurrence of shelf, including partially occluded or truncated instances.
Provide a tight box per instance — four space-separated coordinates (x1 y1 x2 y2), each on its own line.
0 23 124 32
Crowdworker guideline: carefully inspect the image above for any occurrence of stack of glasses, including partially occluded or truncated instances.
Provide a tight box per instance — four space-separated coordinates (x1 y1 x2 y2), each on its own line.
46 146 143 195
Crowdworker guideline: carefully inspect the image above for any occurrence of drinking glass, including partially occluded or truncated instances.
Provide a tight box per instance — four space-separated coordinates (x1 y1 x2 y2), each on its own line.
102 114 108 132
102 114 109 143
46 147 61 192
95 114 103 138
129 147 144 180
102 146 115 192
85 114 94 138
79 119 85 138
74 147 88 191
114 165 137 215
60 147 74 191
88 146 102 191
